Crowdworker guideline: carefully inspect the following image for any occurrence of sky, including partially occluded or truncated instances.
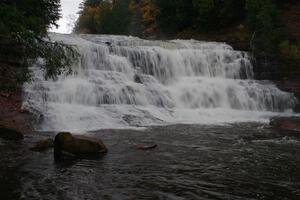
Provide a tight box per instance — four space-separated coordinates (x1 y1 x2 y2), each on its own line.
51 0 83 33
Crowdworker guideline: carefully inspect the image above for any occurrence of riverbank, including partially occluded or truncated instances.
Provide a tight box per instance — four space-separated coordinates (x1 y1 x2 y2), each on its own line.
0 92 32 132
0 62 33 133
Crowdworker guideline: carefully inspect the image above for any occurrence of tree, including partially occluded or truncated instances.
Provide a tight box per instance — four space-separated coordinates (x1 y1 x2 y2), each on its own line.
75 5 99 33
246 0 282 54
76 0 132 35
0 0 78 81
0 0 60 36
84 0 103 7
141 0 160 37
129 0 143 36
94 2 112 33
155 0 179 34
102 0 131 35
192 0 246 30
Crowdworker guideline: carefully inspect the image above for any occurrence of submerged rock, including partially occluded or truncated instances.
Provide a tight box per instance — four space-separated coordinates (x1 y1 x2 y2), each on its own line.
135 143 157 150
54 132 107 158
270 117 300 131
30 138 54 151
0 126 24 140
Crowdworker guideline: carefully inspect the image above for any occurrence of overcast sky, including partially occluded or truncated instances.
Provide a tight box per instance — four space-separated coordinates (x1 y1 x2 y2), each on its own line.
51 0 83 33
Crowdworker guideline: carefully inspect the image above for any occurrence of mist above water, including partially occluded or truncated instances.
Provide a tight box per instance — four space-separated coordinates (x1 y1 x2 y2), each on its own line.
22 34 297 131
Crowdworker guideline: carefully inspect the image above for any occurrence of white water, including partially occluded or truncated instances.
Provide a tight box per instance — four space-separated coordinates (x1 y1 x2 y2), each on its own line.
22 33 297 131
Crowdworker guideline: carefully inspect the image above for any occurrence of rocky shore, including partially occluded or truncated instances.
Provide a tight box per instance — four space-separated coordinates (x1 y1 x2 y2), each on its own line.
0 55 33 134
0 91 32 133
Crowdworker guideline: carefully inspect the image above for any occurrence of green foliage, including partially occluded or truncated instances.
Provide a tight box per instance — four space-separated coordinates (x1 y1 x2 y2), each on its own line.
75 0 298 71
21 34 79 79
0 0 79 81
279 40 300 64
154 0 199 34
101 0 131 34
75 5 99 33
192 0 216 29
0 0 61 36
94 2 112 33
154 0 246 33
246 0 287 55
84 0 103 7
75 0 131 35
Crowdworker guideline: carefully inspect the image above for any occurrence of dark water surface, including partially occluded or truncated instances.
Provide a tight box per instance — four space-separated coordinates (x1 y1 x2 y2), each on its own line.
1 123 300 200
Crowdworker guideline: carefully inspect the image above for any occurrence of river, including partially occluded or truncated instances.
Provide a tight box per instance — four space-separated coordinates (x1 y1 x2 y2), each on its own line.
2 34 299 199
1 124 300 199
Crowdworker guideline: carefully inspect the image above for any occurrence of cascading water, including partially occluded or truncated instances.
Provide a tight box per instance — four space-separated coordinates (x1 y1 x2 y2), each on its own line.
22 33 297 131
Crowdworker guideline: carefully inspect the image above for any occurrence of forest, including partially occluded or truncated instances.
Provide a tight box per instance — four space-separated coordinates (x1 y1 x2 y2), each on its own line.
0 0 299 90
75 0 300 72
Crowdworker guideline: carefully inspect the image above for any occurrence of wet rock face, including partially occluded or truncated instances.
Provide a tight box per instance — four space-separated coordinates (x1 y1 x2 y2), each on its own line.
54 132 107 159
270 117 300 131
0 126 24 140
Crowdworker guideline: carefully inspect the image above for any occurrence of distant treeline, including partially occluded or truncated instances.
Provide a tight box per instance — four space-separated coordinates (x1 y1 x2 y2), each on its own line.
75 0 249 36
75 0 299 67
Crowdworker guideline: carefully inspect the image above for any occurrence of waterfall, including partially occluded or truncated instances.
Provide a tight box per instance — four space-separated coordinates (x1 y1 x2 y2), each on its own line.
22 33 297 131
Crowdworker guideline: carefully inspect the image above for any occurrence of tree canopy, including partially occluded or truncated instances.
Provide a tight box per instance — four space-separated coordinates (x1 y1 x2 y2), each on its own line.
0 0 78 82
0 0 61 36
75 0 299 66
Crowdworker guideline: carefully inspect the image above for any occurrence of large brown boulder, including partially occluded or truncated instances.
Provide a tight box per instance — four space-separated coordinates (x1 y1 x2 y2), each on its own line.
54 132 107 158
0 126 24 140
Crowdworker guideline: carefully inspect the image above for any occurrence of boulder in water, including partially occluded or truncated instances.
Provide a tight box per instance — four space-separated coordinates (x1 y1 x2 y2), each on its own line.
54 132 107 158
0 126 24 140
30 138 54 151
134 143 157 150
270 117 300 131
